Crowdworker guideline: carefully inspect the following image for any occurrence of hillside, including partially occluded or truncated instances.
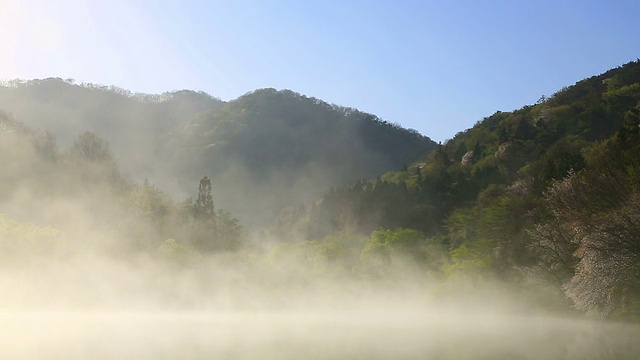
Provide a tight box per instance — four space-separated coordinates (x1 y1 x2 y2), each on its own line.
290 59 640 319
302 60 640 236
166 88 435 227
0 80 436 228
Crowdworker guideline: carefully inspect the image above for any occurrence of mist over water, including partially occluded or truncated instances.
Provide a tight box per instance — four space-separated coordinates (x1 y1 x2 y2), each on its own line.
1 171 639 359
2 245 640 359
4 309 640 359
2 83 640 359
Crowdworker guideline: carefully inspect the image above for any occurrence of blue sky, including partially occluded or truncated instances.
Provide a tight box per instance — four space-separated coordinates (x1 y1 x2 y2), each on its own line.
1 0 638 142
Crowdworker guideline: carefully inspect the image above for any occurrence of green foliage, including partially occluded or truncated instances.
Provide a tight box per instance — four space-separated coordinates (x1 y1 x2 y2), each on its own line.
0 214 70 261
173 178 244 253
361 228 424 258
356 228 426 277
214 209 243 251
444 244 492 280
306 179 438 239
158 238 201 266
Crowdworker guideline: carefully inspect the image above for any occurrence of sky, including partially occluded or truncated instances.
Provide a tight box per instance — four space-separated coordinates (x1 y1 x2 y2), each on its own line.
0 0 638 142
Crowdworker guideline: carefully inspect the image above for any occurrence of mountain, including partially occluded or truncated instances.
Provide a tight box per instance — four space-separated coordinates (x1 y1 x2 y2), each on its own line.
295 59 640 319
0 78 224 179
0 80 436 228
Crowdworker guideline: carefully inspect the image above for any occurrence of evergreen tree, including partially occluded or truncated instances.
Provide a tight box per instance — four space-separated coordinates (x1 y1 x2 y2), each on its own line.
195 176 214 218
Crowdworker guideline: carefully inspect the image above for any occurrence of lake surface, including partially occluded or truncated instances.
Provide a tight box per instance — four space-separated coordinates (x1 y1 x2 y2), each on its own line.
2 310 639 359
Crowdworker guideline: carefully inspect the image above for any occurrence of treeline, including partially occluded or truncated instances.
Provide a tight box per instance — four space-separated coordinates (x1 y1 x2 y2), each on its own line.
0 77 221 104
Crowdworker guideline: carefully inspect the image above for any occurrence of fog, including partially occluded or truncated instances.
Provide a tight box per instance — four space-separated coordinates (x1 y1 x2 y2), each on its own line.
3 311 640 359
3 197 640 358
2 230 640 359
2 89 640 359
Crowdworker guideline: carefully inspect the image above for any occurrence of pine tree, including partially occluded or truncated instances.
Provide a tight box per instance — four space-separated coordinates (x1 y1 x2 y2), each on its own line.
195 176 214 218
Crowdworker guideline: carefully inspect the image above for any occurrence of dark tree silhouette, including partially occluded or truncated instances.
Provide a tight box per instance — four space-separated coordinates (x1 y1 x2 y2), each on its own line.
195 176 214 218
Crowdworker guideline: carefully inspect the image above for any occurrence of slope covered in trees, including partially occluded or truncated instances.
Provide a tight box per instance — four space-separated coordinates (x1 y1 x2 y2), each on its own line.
169 88 436 227
278 60 640 319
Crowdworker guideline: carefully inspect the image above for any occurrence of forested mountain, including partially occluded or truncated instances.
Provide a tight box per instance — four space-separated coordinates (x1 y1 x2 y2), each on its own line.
302 60 640 237
284 59 640 319
0 80 435 227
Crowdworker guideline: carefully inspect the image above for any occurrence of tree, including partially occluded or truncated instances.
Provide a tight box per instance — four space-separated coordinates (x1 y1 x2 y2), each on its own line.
357 228 425 276
187 176 243 252
33 131 58 162
498 127 508 144
530 125 640 318
514 118 533 140
215 209 243 251
69 131 112 163
195 176 214 218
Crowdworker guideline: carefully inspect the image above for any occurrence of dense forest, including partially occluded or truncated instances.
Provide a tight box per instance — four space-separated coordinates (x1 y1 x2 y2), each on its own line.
1 60 640 325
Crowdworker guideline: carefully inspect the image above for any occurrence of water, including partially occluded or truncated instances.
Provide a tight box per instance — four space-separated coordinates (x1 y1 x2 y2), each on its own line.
2 310 639 359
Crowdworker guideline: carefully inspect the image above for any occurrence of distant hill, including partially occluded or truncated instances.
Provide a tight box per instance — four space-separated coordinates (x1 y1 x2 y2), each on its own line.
0 78 224 179
0 80 435 228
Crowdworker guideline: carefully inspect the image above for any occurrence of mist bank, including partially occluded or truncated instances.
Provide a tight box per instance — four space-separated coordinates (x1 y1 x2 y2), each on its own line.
2 240 640 359
1 194 638 358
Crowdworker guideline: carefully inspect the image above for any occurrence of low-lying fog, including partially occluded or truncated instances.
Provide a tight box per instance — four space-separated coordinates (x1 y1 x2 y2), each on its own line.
2 122 640 359
2 250 640 359
4 309 639 359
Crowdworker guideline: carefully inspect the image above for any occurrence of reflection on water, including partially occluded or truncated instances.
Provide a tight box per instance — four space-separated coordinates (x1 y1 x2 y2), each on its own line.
1 310 639 359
